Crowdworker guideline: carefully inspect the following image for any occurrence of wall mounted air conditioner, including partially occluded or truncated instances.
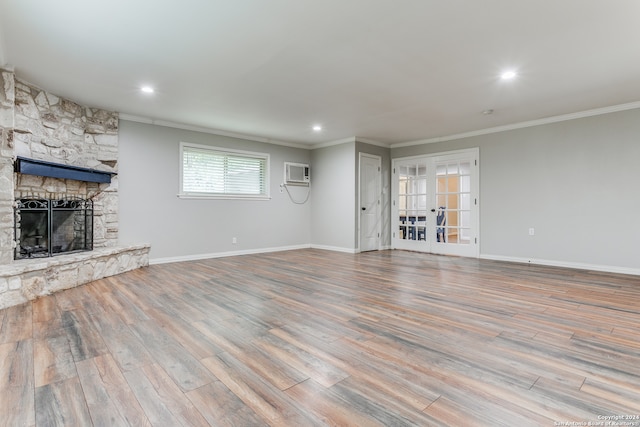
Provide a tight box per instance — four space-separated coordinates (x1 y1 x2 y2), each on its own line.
284 162 310 186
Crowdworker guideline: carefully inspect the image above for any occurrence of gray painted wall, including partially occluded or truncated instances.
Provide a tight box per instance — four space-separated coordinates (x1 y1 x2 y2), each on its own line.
119 107 640 273
391 108 640 272
310 142 356 250
118 120 311 262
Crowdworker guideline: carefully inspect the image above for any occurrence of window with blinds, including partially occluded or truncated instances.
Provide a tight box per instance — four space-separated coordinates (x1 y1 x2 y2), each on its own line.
179 142 270 199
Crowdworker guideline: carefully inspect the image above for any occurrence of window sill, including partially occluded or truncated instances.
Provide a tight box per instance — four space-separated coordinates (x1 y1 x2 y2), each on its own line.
177 193 271 201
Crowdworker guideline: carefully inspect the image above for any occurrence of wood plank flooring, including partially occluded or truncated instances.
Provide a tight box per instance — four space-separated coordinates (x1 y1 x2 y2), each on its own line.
1 249 640 426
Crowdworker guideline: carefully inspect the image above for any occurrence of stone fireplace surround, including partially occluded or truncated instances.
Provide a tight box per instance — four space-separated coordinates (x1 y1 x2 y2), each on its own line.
0 68 150 310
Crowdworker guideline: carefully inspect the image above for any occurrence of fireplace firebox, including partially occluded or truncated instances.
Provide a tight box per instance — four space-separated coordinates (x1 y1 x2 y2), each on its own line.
14 198 93 259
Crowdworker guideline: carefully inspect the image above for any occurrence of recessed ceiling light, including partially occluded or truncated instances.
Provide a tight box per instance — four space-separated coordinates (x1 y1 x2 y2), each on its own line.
500 70 517 80
141 86 154 94
482 109 494 115
312 125 322 132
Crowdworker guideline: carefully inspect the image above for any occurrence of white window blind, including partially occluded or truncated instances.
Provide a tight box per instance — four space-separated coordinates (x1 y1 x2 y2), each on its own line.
180 143 270 199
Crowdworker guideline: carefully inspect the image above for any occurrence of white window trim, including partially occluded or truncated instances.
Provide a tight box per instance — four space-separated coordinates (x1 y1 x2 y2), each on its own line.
178 142 271 200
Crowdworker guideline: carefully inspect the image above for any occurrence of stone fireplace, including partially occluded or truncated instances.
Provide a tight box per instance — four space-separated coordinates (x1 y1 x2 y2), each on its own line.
0 68 150 310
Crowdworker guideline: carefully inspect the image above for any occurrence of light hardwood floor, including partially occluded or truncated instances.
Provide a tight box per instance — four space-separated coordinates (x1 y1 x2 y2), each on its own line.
1 249 639 426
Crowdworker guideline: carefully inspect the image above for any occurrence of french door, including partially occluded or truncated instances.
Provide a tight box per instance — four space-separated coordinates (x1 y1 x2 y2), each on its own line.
392 148 479 257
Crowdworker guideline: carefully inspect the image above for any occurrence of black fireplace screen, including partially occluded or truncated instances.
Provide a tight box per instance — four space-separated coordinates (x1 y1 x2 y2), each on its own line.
14 198 93 259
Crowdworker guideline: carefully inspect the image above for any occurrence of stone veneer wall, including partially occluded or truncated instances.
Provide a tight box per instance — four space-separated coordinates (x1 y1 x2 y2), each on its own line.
0 68 149 310
0 69 16 265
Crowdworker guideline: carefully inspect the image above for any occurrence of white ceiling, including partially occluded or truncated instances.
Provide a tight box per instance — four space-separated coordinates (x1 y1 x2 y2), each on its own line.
1 0 639 147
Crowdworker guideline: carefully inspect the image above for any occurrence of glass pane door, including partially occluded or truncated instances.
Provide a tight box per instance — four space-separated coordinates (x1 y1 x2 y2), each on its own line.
435 160 472 245
395 160 429 250
431 151 478 257
392 149 478 257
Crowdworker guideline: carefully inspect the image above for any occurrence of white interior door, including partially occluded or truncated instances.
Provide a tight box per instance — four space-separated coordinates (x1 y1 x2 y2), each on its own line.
392 149 479 257
359 153 381 252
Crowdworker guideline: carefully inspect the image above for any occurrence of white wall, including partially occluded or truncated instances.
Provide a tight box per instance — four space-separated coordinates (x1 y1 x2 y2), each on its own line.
310 142 356 251
118 120 311 262
391 108 640 274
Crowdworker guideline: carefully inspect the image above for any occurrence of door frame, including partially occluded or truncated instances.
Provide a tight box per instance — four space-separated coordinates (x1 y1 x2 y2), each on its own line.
391 148 479 258
358 152 382 252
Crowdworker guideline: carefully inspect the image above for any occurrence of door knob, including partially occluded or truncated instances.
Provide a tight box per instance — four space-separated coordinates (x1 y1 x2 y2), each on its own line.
430 208 436 212
361 207 366 211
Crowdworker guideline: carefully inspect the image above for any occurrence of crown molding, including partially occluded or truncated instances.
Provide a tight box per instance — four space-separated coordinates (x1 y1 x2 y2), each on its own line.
310 136 356 149
120 101 640 152
119 114 312 150
310 136 390 150
118 115 379 151
355 137 391 148
118 115 385 151
392 101 640 148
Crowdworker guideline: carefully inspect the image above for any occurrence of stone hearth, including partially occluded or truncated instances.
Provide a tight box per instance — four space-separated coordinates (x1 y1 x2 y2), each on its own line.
0 244 150 310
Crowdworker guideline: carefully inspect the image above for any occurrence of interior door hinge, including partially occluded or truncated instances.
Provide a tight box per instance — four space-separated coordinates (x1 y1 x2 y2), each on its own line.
475 198 477 205
475 237 478 244
378 166 381 172
475 159 477 166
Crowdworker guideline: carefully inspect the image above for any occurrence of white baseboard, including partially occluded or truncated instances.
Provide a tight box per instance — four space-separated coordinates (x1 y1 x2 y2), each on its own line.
480 254 640 276
149 244 312 265
355 245 392 253
152 247 639 277
310 244 357 254
150 243 370 265
149 244 640 276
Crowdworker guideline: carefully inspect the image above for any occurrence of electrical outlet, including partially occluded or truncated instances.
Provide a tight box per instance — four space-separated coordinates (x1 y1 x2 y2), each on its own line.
232 237 237 244
528 228 535 236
